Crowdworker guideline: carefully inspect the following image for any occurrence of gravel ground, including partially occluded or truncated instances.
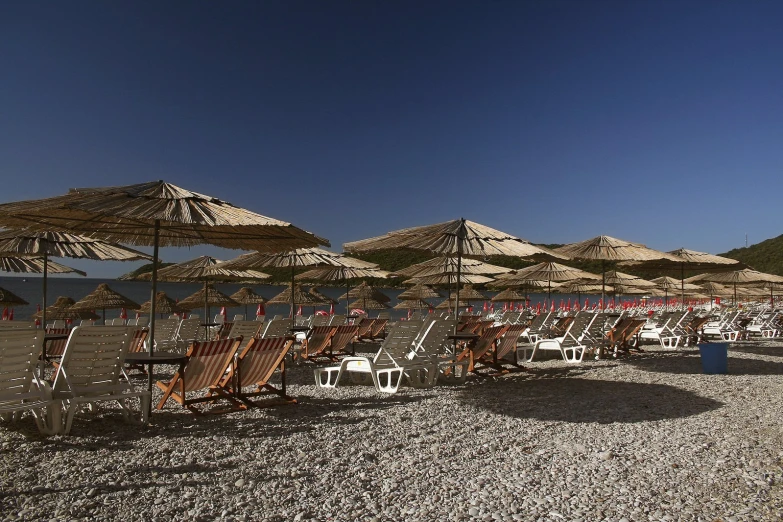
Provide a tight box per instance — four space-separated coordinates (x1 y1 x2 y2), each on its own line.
2 340 783 522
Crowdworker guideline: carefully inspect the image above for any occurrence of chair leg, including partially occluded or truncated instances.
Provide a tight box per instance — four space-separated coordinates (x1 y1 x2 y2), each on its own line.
375 368 403 393
314 366 342 388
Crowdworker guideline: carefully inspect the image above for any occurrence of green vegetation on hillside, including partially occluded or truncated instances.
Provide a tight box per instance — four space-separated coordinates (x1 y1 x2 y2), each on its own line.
720 235 783 275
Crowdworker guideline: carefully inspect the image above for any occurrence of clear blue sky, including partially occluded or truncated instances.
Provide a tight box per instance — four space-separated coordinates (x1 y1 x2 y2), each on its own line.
2 1 782 278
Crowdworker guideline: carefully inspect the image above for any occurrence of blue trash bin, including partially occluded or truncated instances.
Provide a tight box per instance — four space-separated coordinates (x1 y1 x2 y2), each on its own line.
698 343 728 374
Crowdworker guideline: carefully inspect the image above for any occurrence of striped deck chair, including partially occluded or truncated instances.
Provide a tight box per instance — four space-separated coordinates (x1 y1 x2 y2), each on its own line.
492 323 527 366
44 327 70 362
604 318 647 357
328 324 359 357
458 325 509 372
216 337 296 408
369 318 388 340
156 337 243 413
52 326 150 434
356 318 376 340
300 325 337 361
0 329 60 435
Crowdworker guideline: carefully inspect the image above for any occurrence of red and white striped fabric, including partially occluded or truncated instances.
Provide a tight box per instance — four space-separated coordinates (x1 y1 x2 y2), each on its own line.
182 338 240 392
45 327 70 357
237 337 291 387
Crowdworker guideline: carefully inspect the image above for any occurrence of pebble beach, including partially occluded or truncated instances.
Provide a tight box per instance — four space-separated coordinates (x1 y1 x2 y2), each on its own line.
2 342 783 522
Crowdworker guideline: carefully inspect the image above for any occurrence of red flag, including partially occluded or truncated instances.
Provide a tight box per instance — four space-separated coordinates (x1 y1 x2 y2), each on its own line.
329 303 334 315
536 303 541 314
503 303 507 312
35 304 41 327
136 311 141 319
296 306 302 316
120 308 127 319
257 303 265 316
483 301 488 312
407 308 412 320
428 305 434 314
584 298 589 309
1 307 7 320
8 309 13 321
567 298 571 311
220 306 227 319
598 298 603 310
550 300 555 312
559 299 564 310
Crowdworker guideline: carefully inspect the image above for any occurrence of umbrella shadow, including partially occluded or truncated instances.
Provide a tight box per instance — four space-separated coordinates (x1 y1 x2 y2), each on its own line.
459 376 723 423
730 344 783 358
626 350 783 376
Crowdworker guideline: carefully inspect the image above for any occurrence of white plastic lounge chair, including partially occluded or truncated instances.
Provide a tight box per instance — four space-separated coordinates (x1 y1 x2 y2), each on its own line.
0 329 61 435
529 312 596 364
52 326 150 434
227 320 263 340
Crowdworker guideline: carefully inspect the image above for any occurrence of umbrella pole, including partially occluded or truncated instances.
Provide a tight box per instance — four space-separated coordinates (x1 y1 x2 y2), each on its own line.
203 281 210 339
103 305 106 325
42 253 48 331
601 260 606 311
291 265 295 330
147 220 160 407
681 264 685 308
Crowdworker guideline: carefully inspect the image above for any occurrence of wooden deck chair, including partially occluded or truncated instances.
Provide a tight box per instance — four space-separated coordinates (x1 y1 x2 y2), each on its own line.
369 318 388 340
44 327 70 362
52 326 150 434
0 329 60 435
356 318 376 340
215 337 296 408
521 312 551 344
300 325 337 361
156 337 243 413
684 315 712 346
492 324 527 366
328 324 359 357
459 324 509 372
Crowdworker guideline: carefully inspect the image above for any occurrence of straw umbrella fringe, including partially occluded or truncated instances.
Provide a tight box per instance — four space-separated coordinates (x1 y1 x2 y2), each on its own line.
33 296 100 321
229 287 268 319
0 287 29 307
136 291 187 317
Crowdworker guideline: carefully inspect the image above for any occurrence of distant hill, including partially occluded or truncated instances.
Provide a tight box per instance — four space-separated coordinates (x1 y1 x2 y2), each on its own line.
720 235 783 275
117 261 174 281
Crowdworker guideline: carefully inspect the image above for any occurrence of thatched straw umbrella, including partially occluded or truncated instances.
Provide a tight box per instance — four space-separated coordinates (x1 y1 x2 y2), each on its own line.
33 296 100 322
178 285 239 313
136 291 186 318
70 283 141 325
650 276 703 306
295 264 390 315
401 273 494 285
221 248 370 328
621 248 743 302
348 298 389 311
130 255 270 325
0 231 151 336
398 283 441 301
554 235 682 309
345 218 566 329
0 255 86 276
435 298 469 310
393 299 432 310
448 284 486 303
229 287 268 319
686 268 783 306
339 282 390 312
0 181 328 402
491 287 527 303
493 261 600 300
0 287 28 307
393 256 511 278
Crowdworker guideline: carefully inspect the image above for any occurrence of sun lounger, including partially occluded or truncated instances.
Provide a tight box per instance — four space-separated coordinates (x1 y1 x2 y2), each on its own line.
215 337 296 408
227 320 264 340
300 325 337 361
156 337 243 413
52 326 150 434
529 312 596 364
458 324 509 372
0 329 60 435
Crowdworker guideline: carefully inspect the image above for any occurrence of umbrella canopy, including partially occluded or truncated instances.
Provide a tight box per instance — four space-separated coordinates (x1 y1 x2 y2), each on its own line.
0 255 87 276
132 255 270 283
448 284 487 302
295 266 390 281
347 298 389 310
267 284 324 306
392 256 512 278
178 284 240 310
397 283 441 300
490 288 528 302
554 235 682 308
488 278 558 290
338 281 390 302
221 247 371 322
136 291 187 315
70 283 141 324
308 287 336 305
344 218 567 326
435 298 469 310
651 276 703 291
0 181 328 401
686 268 783 305
33 296 100 321
493 261 600 298
402 273 495 286
555 279 598 293
230 287 268 305
604 270 656 288
0 287 29 307
393 299 432 310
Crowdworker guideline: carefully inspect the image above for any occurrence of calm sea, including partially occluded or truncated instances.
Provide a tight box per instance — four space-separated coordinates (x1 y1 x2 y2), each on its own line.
0 276 594 322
